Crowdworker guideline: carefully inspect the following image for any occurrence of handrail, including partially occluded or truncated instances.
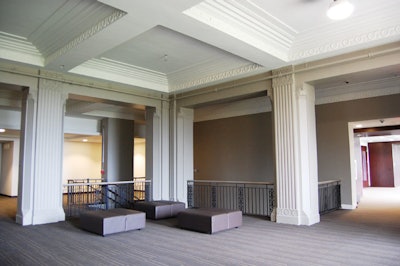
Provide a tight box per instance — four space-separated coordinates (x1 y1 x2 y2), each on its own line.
188 180 274 185
63 180 151 187
318 180 340 185
190 180 339 185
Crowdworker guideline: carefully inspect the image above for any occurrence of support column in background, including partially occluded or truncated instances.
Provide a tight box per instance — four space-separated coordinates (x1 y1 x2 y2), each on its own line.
102 118 134 182
272 66 320 226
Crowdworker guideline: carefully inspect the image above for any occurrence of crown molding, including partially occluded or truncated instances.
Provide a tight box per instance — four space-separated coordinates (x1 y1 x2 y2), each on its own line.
69 57 169 92
290 24 400 61
184 0 295 61
0 32 43 66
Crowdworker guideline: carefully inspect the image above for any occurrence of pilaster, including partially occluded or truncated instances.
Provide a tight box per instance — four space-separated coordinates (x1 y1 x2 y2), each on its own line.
145 107 161 200
16 88 37 225
272 66 319 225
160 100 170 200
175 107 194 205
146 103 170 201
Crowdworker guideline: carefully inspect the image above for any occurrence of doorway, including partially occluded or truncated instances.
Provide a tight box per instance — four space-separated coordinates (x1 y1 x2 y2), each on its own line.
350 118 400 208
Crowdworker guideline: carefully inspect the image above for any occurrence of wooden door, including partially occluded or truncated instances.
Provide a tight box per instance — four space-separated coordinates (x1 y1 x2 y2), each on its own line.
368 142 394 187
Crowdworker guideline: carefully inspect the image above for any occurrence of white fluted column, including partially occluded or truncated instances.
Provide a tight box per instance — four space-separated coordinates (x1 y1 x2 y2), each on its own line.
146 104 170 201
272 66 320 225
18 79 67 225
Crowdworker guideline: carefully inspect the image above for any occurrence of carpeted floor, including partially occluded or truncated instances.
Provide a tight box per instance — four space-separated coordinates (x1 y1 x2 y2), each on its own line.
0 188 399 266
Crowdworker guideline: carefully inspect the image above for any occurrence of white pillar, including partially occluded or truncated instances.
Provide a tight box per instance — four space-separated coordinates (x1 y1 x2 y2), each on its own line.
272 66 320 225
17 79 67 225
146 104 169 201
175 107 194 205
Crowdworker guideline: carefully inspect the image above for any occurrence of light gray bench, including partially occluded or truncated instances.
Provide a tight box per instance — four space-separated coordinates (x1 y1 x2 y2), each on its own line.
80 208 145 236
177 208 242 234
133 200 185 220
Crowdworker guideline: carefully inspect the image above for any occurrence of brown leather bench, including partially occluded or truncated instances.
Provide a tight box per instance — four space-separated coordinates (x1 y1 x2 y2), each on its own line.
133 200 185 220
177 208 242 234
80 208 145 236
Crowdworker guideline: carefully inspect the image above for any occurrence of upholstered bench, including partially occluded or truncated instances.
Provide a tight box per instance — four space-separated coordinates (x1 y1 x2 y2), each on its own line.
80 208 145 236
177 208 242 234
133 200 185 220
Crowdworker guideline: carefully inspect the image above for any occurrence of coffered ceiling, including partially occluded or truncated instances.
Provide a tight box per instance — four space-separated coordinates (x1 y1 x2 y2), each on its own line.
1 0 399 93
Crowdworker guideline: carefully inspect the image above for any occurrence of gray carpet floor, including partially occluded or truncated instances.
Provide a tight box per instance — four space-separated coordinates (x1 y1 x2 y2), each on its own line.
1 188 399 266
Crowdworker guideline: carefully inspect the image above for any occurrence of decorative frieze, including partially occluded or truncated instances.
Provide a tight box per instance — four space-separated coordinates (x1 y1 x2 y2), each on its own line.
290 25 400 61
170 63 262 92
46 10 126 64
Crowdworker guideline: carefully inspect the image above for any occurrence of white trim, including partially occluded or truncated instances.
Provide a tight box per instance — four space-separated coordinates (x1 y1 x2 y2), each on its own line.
341 204 356 210
348 123 358 209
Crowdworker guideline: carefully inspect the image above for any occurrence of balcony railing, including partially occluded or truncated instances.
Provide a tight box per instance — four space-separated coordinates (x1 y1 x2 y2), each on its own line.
63 178 151 217
187 180 275 218
187 179 341 219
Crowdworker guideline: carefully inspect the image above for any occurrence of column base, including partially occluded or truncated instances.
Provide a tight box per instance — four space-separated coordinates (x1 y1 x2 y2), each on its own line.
16 213 32 226
32 208 65 225
276 208 320 226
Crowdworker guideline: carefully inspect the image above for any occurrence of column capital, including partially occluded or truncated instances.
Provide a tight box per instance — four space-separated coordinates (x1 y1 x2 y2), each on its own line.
272 65 295 88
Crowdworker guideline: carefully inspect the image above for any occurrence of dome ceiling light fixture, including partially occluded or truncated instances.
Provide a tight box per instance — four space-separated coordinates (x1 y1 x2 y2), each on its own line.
327 0 354 20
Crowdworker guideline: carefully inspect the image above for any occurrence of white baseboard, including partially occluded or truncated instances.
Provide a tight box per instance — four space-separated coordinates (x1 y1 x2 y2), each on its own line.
341 204 356 210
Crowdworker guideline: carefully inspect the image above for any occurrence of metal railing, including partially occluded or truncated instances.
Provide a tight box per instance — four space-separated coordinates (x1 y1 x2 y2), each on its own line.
318 180 341 214
187 179 341 218
63 178 151 217
187 180 275 218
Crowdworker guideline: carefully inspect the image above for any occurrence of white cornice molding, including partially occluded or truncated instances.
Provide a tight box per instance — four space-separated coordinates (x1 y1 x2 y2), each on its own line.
184 0 295 61
69 58 169 92
290 25 400 61
45 10 126 65
0 32 43 66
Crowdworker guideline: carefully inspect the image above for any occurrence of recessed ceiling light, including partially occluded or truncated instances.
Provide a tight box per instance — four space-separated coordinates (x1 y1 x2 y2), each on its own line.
327 0 354 20
82 139 88 142
0 128 5 133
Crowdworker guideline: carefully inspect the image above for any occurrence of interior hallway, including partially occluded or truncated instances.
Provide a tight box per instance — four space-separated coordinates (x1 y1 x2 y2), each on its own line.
0 188 399 265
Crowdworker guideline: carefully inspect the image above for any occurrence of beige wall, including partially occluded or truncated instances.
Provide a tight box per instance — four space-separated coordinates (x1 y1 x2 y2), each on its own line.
0 141 19 196
63 142 102 184
194 112 275 182
134 141 146 177
63 140 146 186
